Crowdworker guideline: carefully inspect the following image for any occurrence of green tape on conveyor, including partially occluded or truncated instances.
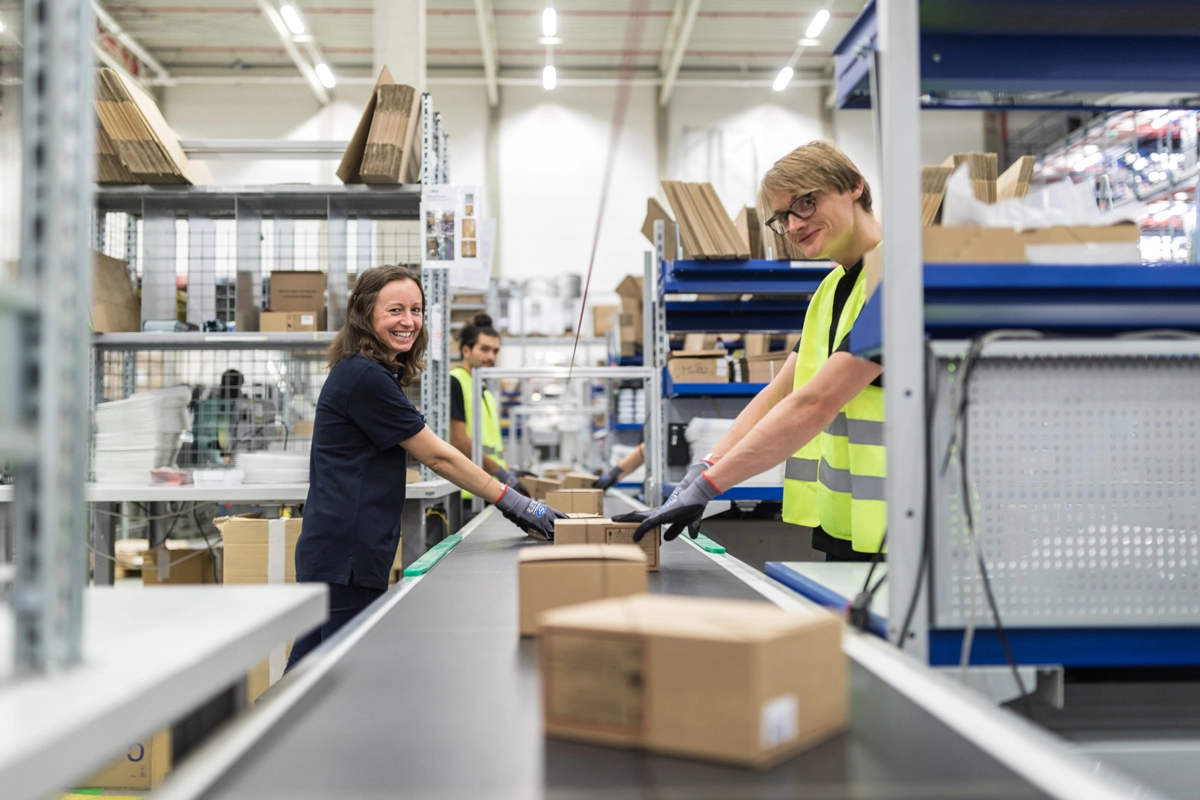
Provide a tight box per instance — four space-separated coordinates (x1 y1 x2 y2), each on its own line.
692 533 725 554
403 534 463 577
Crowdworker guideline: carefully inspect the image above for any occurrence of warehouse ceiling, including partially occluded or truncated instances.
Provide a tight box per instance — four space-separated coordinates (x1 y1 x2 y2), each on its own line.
98 0 868 87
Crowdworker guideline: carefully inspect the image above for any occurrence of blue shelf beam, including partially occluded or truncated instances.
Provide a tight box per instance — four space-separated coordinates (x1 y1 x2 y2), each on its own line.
663 368 766 398
662 259 833 295
928 627 1200 669
764 562 886 638
664 299 811 333
663 482 782 503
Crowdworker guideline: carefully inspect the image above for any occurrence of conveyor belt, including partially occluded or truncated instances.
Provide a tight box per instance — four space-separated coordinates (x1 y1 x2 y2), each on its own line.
200 511 1057 800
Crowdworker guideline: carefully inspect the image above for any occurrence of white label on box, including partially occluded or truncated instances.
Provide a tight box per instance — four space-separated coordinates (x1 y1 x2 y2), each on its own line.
759 694 799 749
267 519 285 584
715 360 728 378
157 549 170 580
300 314 314 325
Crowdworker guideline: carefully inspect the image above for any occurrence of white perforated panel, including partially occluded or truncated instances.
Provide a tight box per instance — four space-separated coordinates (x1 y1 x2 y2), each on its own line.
932 350 1200 628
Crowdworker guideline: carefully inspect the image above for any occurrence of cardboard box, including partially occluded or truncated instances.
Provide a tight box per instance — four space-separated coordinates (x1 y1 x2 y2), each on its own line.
519 476 563 502
747 354 788 383
517 544 647 636
640 197 679 255
668 351 728 384
923 223 1140 264
269 271 327 313
619 309 642 343
84 728 172 790
742 333 769 357
616 275 644 314
91 252 140 332
545 489 605 516
592 304 620 337
142 546 216 585
260 309 324 332
561 472 599 489
216 515 303 584
540 594 846 768
542 467 573 480
554 517 659 571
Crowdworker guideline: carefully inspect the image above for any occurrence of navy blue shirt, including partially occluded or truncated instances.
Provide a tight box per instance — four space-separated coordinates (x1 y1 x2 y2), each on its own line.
297 354 426 590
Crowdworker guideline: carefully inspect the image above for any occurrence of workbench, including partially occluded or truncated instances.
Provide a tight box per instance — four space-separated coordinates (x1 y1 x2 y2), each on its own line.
152 496 1150 800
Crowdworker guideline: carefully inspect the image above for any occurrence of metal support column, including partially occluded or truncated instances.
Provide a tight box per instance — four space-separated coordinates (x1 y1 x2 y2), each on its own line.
91 503 116 586
421 93 436 186
644 249 663 504
876 0 928 658
420 265 451 481
14 0 94 672
187 214 217 327
327 199 349 331
140 203 177 325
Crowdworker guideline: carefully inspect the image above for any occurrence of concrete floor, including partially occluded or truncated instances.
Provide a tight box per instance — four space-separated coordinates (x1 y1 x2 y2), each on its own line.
697 511 823 572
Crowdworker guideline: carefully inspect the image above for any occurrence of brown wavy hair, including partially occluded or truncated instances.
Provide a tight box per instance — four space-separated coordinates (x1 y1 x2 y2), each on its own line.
327 265 428 386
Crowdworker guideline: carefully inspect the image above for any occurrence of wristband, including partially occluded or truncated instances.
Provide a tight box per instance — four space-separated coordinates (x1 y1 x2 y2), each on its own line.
701 472 723 494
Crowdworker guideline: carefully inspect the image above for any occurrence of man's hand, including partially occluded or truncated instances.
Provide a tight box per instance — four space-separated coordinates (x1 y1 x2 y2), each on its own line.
494 466 527 495
494 485 567 539
593 465 623 491
609 458 713 536
612 472 720 542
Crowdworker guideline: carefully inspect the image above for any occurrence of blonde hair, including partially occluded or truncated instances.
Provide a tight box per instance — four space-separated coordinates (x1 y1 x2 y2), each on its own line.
759 140 873 218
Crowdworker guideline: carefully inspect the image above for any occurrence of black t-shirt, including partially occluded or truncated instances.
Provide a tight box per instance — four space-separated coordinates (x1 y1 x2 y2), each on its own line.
449 374 466 423
296 354 427 590
792 259 883 386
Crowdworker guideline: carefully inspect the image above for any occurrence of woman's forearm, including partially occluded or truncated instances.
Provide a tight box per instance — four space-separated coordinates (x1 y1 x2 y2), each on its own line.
404 427 505 502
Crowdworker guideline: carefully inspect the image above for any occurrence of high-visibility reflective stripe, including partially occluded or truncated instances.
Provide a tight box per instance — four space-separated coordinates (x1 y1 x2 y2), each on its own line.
847 418 885 446
825 413 848 437
818 458 887 501
785 457 818 482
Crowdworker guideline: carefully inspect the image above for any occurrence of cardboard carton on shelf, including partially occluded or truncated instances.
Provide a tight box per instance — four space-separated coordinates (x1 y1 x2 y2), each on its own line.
592 304 620 338
83 728 172 790
517 544 647 636
747 353 789 383
540 594 847 768
269 271 327 313
141 546 216 586
91 252 140 333
923 222 1141 264
616 275 644 314
260 310 324 333
545 489 605 516
667 350 728 384
554 517 660 571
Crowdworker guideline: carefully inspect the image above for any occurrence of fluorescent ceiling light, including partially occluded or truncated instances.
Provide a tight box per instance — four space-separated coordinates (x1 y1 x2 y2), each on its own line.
1072 151 1103 171
772 67 793 92
315 62 336 89
279 3 305 35
800 38 821 47
543 65 556 90
543 7 557 37
806 9 830 39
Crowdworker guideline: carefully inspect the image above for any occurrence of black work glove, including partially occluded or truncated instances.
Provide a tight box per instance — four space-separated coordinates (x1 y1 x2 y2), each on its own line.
494 467 527 495
593 465 624 491
495 485 568 540
612 471 720 543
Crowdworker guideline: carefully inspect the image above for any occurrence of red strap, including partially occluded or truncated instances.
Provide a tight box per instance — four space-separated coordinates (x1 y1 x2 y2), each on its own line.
701 472 723 495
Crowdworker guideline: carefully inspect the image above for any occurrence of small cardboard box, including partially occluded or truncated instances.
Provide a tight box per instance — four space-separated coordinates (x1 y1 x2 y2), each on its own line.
619 310 643 344
922 223 1140 264
742 333 769 357
593 305 620 337
269 271 327 312
540 594 846 768
668 351 728 384
545 489 605 516
517 544 647 636
616 275 644 313
215 515 303 584
141 546 216 585
260 309 324 332
554 517 659 571
561 472 599 489
520 476 563 501
542 467 573 480
83 728 172 790
747 354 788 383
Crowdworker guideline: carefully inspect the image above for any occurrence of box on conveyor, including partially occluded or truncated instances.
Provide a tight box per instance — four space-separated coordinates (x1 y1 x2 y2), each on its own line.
540 594 847 768
545 488 605 516
554 516 659 571
517 544 647 636
561 472 600 489
82 728 172 790
520 476 563 501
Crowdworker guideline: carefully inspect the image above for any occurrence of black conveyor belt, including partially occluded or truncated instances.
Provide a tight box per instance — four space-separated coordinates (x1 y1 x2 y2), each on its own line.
204 511 1051 799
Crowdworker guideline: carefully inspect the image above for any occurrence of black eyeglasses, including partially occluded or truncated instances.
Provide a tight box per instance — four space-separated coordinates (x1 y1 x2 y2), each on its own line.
766 193 817 235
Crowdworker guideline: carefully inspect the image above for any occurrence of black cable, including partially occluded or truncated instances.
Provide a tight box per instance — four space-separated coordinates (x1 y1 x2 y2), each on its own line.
897 342 940 646
849 531 887 633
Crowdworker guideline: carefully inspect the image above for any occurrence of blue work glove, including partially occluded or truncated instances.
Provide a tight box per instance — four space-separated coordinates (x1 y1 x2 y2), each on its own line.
495 485 568 540
494 466 527 495
612 471 720 543
593 465 624 491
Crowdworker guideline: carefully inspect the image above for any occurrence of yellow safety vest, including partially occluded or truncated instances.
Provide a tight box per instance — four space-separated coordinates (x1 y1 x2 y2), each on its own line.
451 367 506 499
781 264 886 554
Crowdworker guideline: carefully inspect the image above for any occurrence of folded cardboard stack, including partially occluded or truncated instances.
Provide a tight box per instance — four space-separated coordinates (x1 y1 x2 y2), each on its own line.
94 68 205 185
338 67 423 184
942 151 998 203
540 594 847 768
95 118 136 184
660 181 750 260
997 155 1036 201
920 166 953 227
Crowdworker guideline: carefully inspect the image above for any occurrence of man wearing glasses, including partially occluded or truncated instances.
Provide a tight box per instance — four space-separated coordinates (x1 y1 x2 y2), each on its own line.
615 141 885 562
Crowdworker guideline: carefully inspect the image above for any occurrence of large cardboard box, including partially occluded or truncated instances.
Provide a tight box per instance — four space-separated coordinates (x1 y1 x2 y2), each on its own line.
747 353 788 383
83 728 172 790
142 546 216 585
517 544 647 636
545 489 605 516
668 351 727 384
540 595 846 768
269 271 327 313
260 309 325 332
922 223 1140 264
561 472 599 490
592 305 620 338
519 476 563 501
554 517 659 571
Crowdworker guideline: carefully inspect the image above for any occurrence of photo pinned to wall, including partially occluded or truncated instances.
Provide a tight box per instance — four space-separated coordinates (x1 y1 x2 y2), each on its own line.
459 189 478 261
425 210 455 261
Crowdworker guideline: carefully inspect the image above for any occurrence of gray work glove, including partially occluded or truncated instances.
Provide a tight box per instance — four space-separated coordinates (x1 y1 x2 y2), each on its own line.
494 466 527 495
593 465 624 491
666 459 713 504
612 470 720 542
495 485 568 540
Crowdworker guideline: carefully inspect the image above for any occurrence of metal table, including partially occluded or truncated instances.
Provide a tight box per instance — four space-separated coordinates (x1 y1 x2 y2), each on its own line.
153 498 1156 800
